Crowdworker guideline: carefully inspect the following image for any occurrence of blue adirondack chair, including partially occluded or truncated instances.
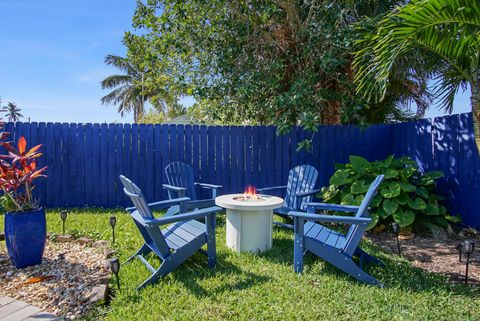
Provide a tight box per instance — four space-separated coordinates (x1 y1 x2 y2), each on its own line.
289 175 385 286
119 175 222 290
258 165 319 228
164 162 222 214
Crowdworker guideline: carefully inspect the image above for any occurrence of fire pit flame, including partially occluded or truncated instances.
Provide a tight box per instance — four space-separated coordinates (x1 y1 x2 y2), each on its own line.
233 185 264 202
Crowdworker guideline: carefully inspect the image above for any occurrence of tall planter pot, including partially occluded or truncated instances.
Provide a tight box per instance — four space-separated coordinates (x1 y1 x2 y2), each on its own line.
4 208 46 269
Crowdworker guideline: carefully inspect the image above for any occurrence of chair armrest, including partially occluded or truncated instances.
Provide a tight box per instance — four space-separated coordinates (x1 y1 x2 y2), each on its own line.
195 182 222 189
162 184 187 192
304 202 360 213
295 189 320 198
125 196 190 213
147 206 223 226
257 186 287 193
289 211 371 225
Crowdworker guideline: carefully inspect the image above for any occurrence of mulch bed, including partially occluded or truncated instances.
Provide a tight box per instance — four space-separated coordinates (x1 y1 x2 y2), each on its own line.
367 231 480 286
0 239 111 320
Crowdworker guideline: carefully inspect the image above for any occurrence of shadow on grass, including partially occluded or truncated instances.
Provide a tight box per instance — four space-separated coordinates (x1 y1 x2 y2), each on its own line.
261 229 479 298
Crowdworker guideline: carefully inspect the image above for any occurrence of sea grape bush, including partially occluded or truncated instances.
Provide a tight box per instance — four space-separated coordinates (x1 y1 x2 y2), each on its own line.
320 155 459 230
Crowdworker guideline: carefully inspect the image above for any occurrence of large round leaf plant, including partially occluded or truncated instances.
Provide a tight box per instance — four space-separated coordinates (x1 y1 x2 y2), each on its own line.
320 155 460 231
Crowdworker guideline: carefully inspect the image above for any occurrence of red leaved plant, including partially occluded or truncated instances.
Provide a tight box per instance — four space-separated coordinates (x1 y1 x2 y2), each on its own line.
0 136 47 212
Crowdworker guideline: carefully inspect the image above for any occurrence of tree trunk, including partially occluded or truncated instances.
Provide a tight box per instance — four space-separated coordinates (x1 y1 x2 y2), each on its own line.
470 82 480 154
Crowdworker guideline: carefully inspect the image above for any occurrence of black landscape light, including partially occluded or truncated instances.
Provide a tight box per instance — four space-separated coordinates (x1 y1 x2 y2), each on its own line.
455 243 463 263
60 210 68 235
463 240 475 284
391 222 401 257
109 215 117 245
110 257 121 289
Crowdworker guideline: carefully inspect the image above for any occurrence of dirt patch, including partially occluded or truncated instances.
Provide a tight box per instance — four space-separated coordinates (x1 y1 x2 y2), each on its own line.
367 231 480 286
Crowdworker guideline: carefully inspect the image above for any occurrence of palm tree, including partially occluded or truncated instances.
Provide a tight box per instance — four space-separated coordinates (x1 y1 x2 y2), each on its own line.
2 102 23 122
101 54 148 122
354 0 480 150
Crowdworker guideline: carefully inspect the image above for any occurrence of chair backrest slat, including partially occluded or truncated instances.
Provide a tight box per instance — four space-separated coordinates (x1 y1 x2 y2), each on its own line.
343 175 385 256
119 175 172 258
284 165 319 210
165 162 198 200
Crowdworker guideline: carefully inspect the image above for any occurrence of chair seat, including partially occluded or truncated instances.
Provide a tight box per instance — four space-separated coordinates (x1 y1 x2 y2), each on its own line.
162 219 207 251
304 221 347 250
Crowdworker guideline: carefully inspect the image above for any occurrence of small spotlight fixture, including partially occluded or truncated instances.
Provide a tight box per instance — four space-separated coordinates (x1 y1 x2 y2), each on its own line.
109 215 117 245
463 239 475 284
110 257 121 289
455 243 463 263
60 210 68 235
391 222 401 257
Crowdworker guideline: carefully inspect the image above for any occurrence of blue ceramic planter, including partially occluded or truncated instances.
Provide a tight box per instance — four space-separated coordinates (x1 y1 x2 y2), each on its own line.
4 208 46 269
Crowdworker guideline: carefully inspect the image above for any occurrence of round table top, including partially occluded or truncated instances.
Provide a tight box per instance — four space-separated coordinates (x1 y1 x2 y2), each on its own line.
215 194 284 211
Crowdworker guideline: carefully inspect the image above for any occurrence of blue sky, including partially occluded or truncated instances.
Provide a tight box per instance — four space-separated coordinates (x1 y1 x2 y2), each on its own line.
0 1 472 124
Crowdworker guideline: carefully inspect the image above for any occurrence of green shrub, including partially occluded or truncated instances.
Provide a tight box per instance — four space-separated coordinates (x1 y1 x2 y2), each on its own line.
320 155 460 231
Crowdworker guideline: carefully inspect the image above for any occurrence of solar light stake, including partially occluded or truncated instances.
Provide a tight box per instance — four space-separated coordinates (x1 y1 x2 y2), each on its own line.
392 222 401 257
456 243 463 263
109 216 117 245
463 240 475 284
60 210 68 235
110 258 120 289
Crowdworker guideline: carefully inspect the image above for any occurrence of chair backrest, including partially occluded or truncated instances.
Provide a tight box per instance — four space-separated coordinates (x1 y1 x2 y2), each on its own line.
284 165 319 210
119 175 171 258
343 175 385 256
119 175 154 219
165 162 198 200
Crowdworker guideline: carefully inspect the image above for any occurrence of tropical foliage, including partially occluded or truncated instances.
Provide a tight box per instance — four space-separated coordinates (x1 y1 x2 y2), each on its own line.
320 155 459 231
124 0 433 135
2 102 23 122
354 0 480 150
100 54 151 123
0 136 47 212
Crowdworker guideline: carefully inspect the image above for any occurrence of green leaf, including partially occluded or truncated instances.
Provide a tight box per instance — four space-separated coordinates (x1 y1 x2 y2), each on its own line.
351 181 369 194
424 171 444 180
397 192 409 205
408 197 427 210
349 156 370 171
329 170 350 186
370 195 382 207
402 166 416 178
341 194 356 205
383 199 399 215
445 215 461 223
415 186 428 198
380 182 401 198
399 182 416 192
425 203 439 215
378 207 390 218
393 210 415 227
367 212 379 230
385 168 399 178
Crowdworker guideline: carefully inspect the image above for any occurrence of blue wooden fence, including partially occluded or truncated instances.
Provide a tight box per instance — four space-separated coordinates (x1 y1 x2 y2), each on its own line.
3 112 479 228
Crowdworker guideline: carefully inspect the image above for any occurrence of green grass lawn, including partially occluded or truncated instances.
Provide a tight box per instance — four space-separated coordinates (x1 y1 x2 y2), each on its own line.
3 209 480 320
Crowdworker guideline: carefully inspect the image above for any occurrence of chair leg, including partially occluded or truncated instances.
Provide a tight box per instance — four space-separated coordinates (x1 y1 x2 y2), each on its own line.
125 243 151 264
337 257 382 286
293 217 304 273
206 214 217 268
355 247 384 267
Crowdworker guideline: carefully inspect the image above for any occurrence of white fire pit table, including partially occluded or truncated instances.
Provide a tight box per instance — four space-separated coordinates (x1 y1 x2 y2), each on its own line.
215 193 284 253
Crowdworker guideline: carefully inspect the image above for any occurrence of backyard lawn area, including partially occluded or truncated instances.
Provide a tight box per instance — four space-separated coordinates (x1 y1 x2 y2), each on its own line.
4 209 476 321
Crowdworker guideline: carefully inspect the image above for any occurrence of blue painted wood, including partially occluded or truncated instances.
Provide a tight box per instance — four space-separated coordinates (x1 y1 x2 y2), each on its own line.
289 175 385 285
145 125 154 202
259 165 319 221
3 113 480 229
214 126 222 187
114 124 124 206
92 124 101 206
119 175 221 290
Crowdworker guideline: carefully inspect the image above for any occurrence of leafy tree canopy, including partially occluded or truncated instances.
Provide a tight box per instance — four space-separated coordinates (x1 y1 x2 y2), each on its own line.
125 0 435 135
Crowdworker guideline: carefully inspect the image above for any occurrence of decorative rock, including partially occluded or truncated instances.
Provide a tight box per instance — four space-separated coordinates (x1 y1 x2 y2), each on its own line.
0 240 109 319
87 284 108 304
103 248 115 259
93 240 109 248
0 233 4 241
56 235 74 243
76 237 93 245
398 232 415 240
